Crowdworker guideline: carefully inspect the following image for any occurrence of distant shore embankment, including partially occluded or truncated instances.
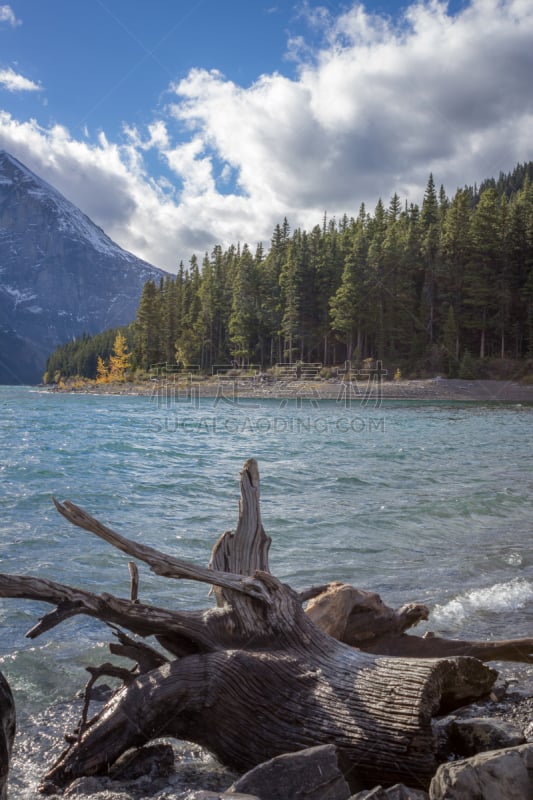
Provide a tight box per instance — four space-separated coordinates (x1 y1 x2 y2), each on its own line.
51 376 533 404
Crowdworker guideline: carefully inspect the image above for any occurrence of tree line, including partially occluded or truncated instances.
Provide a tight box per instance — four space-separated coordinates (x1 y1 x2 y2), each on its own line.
45 162 533 382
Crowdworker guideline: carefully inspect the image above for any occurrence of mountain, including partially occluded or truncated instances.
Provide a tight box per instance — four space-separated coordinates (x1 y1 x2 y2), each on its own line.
0 151 167 384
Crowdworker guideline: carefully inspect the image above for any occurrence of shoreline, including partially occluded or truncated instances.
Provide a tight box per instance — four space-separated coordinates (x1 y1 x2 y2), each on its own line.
49 377 533 404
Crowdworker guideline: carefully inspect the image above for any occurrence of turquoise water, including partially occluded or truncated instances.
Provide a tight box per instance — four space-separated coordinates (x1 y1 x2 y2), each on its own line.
0 386 532 714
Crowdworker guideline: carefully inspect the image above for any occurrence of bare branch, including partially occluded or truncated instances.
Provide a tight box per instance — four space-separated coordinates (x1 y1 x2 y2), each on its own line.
0 574 224 650
53 498 271 604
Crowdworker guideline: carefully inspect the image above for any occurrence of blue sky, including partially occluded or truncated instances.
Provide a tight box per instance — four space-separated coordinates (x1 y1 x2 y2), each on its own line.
0 0 532 271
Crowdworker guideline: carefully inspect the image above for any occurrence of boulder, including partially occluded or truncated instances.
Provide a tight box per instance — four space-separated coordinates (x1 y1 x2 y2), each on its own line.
429 743 533 799
350 785 428 799
108 743 175 781
448 717 525 757
228 744 351 800
181 793 260 800
63 776 130 798
381 785 429 799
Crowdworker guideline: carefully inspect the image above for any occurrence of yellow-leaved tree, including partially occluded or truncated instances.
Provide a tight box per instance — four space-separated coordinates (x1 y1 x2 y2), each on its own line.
96 356 109 384
108 333 131 382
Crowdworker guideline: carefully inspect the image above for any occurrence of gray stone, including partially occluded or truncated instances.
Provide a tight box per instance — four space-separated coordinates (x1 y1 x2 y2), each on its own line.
181 793 260 800
228 744 351 800
350 788 428 800
449 716 526 756
108 743 175 781
429 743 533 799
63 776 126 797
383 784 428 799
349 788 387 799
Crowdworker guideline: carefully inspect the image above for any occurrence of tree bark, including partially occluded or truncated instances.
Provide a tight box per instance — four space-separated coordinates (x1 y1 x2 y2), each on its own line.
0 459 500 794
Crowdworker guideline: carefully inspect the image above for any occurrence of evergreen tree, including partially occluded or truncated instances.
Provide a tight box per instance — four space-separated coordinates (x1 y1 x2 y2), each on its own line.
44 162 533 380
465 189 502 358
442 306 459 376
279 242 301 362
160 275 178 363
441 188 472 356
228 244 258 364
330 215 368 362
134 280 161 369
420 173 441 343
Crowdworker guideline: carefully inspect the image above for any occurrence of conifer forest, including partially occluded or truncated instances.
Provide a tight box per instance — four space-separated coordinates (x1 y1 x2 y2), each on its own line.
45 164 533 381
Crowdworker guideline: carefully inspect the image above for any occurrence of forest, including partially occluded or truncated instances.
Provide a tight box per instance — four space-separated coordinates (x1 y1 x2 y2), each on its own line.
44 163 533 382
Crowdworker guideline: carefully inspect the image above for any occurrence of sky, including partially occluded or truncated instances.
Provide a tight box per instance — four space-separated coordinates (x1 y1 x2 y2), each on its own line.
0 0 532 273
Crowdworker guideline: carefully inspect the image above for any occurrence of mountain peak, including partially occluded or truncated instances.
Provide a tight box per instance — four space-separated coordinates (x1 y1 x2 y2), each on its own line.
0 150 167 384
0 150 141 262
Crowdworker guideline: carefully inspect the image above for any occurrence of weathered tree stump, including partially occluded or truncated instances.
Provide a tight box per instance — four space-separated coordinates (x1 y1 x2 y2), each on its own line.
0 459 504 794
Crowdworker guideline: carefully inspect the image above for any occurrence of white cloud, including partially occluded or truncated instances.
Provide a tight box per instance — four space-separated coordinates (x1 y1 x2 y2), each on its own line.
0 5 20 26
168 0 533 215
0 0 532 272
0 67 40 92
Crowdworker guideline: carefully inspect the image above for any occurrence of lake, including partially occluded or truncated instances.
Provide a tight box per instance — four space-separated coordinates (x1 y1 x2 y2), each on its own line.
0 385 531 792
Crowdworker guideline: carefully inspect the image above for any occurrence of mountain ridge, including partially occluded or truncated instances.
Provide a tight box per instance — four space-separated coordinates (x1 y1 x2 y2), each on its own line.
0 150 167 384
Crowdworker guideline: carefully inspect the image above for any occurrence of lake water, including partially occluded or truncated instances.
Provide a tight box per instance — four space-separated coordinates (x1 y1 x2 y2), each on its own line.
0 385 532 792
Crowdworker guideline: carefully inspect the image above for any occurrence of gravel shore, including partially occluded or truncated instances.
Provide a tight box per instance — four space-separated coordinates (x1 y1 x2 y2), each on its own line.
56 376 533 404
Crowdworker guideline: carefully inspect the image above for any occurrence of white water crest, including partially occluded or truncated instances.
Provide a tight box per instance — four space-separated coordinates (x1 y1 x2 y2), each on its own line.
432 578 533 631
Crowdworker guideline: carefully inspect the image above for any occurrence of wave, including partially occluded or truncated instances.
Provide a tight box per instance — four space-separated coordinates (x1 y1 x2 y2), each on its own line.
432 578 533 630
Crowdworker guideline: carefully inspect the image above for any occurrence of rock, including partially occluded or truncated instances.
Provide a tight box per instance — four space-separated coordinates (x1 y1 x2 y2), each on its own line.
0 670 15 800
108 743 175 781
429 743 533 799
228 744 351 800
63 776 126 797
350 785 428 799
180 793 260 800
448 716 525 756
382 785 429 799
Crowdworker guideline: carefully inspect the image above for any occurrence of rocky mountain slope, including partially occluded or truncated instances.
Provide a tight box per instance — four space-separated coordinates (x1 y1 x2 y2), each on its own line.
0 151 167 384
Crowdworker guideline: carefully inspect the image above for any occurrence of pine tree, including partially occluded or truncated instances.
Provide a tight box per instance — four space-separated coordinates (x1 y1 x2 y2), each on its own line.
161 276 178 363
228 244 258 364
279 242 301 363
366 199 387 360
441 188 472 356
420 174 441 343
442 306 459 377
134 280 161 370
330 217 368 362
464 188 502 358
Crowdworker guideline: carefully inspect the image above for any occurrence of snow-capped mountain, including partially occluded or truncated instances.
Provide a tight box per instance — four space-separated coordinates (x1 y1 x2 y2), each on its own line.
0 151 167 384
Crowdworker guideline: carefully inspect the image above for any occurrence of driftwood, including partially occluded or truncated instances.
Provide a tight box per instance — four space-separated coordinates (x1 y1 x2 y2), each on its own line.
0 458 525 795
304 582 533 663
0 670 15 800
